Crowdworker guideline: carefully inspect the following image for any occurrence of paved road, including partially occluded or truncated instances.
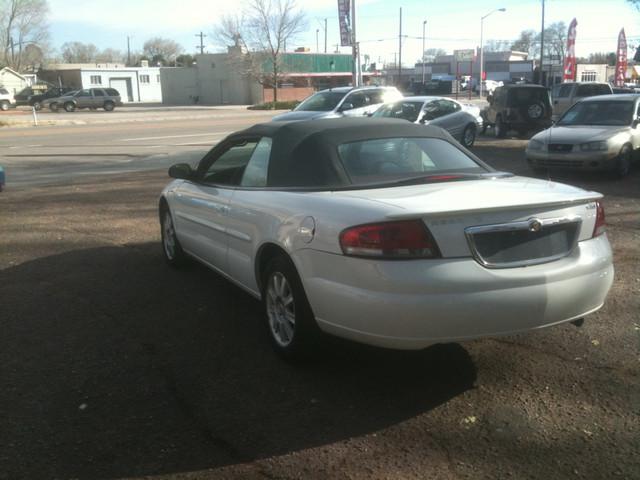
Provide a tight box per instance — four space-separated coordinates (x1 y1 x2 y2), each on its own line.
1 114 638 480
0 109 277 187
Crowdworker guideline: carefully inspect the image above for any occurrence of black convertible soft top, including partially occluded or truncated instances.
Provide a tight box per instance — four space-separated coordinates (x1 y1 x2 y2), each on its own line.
223 117 491 187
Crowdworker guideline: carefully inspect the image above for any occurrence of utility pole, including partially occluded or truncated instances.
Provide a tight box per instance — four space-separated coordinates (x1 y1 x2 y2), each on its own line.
422 20 427 84
324 18 328 53
127 36 131 67
539 0 545 86
316 29 320 53
398 7 403 88
351 0 358 87
196 32 207 55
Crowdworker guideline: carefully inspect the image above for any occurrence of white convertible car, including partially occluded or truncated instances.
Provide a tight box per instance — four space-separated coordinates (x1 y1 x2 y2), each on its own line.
159 118 613 359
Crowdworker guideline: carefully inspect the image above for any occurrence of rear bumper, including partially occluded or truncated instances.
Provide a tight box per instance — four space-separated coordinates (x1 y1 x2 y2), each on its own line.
526 150 618 171
295 235 614 349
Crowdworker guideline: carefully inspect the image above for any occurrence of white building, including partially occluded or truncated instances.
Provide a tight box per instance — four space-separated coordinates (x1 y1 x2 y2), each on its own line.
39 63 162 103
0 67 29 96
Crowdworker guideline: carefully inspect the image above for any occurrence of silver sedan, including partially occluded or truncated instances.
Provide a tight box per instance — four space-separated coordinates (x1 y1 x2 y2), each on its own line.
372 96 483 148
526 94 640 177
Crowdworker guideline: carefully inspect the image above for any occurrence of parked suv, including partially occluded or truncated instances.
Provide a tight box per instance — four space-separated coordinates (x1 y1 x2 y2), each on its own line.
481 84 552 137
551 82 613 121
0 87 16 111
272 86 402 121
15 87 75 110
47 88 122 112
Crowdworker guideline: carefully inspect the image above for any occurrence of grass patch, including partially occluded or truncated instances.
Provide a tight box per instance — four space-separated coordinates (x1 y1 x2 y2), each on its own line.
248 100 300 111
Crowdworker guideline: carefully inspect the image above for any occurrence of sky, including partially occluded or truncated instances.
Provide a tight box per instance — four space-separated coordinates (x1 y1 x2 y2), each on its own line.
47 0 640 65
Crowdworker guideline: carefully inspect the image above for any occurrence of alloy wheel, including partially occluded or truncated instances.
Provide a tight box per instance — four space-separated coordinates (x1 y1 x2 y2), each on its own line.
266 272 296 347
162 212 176 260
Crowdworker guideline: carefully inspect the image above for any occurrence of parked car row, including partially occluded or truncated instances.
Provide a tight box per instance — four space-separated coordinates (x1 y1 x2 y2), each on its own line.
1 85 123 113
273 86 483 148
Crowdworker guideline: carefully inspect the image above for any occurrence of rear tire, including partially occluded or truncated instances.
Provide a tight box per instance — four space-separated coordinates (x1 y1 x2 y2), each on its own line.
160 206 189 267
461 124 476 148
32 101 42 111
49 102 59 112
64 102 76 112
262 254 320 361
104 102 115 112
495 116 507 138
0 101 9 111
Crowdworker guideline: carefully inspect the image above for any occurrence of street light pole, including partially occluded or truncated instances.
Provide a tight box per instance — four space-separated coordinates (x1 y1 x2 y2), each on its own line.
539 0 545 85
479 7 506 99
422 20 427 84
316 29 319 53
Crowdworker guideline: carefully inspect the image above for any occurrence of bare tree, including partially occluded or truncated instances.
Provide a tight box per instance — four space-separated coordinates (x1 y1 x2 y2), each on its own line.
95 48 124 63
0 0 49 71
543 21 568 64
214 0 307 106
484 39 512 53
511 30 537 57
142 37 183 65
60 41 98 63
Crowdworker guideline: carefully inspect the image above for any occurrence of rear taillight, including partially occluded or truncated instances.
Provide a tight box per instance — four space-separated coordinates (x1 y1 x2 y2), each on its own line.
593 200 606 237
339 220 441 259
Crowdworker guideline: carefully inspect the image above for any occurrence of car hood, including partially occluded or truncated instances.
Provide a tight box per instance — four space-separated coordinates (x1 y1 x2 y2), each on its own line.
532 125 629 144
329 175 601 217
271 110 338 121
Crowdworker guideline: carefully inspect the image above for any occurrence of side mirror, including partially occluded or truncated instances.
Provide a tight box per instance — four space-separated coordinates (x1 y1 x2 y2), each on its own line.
168 163 194 180
633 119 639 129
340 102 354 112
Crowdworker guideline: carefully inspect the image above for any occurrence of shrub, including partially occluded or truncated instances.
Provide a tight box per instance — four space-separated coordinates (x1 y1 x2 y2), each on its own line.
248 100 300 110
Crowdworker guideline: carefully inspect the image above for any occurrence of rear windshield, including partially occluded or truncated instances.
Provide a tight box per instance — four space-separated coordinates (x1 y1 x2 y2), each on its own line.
337 137 486 186
507 88 549 106
0 88 8 95
373 101 424 122
558 100 634 126
295 91 346 111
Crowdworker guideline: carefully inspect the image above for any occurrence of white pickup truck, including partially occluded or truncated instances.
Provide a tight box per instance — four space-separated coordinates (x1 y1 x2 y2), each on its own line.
0 86 16 111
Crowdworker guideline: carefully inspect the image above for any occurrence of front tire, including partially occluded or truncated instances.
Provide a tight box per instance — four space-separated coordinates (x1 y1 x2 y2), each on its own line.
495 116 507 138
160 206 189 267
262 255 320 360
615 145 632 178
461 124 476 148
49 102 59 112
0 101 9 111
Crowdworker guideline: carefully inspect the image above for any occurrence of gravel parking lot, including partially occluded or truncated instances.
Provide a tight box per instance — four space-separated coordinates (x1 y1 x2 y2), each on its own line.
0 114 638 479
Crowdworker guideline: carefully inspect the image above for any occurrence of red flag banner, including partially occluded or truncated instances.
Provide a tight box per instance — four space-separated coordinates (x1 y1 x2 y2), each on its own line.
563 18 578 82
338 0 352 47
615 28 628 87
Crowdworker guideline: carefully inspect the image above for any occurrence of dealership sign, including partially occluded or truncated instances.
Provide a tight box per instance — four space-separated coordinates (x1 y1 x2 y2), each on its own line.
615 28 627 87
454 49 474 62
338 0 352 47
563 18 578 82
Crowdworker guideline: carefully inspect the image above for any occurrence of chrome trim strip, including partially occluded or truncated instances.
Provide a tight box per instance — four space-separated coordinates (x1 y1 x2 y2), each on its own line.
464 215 583 269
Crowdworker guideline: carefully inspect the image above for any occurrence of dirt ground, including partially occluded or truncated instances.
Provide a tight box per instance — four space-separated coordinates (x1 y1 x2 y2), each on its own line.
0 135 638 480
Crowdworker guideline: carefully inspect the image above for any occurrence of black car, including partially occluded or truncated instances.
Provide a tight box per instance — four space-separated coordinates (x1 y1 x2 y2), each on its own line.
14 87 74 110
481 84 552 138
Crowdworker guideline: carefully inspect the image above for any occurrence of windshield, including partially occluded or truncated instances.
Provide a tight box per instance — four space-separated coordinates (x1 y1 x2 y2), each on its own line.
337 137 486 186
372 101 423 122
295 91 347 112
558 100 634 126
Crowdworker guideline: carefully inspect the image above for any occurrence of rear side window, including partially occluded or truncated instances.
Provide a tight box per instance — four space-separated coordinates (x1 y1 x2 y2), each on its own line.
93 89 105 96
240 137 272 187
337 137 485 186
373 101 424 122
105 88 119 96
553 84 572 98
